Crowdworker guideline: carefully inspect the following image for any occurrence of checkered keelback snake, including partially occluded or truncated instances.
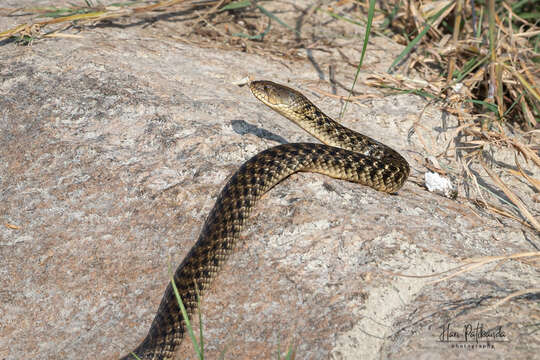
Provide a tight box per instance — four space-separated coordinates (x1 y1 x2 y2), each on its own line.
121 80 409 359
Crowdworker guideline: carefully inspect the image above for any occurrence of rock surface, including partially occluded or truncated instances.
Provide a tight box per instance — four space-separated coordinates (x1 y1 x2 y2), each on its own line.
1 2 538 360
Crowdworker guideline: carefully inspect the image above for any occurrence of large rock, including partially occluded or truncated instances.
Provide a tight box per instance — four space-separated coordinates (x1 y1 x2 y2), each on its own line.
0 4 537 360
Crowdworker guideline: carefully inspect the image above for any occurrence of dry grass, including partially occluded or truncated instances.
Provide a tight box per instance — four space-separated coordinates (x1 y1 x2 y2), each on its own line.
362 0 539 233
382 250 540 314
0 1 301 56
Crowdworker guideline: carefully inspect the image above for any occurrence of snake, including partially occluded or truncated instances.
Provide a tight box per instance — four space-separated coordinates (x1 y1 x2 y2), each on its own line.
121 80 410 359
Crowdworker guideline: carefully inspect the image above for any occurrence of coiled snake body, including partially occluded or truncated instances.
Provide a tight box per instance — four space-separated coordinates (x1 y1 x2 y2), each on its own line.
122 80 409 359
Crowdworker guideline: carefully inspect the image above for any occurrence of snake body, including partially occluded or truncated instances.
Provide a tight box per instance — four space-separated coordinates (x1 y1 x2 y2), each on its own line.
122 80 409 359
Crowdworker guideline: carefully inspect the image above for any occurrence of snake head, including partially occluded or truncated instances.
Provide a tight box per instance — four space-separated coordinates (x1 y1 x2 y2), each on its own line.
249 80 306 114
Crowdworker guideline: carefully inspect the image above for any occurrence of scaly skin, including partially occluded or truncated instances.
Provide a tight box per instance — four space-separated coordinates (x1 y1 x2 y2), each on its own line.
121 81 409 359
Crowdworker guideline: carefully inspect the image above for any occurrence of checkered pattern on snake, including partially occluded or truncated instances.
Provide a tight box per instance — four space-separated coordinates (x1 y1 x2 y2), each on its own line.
121 80 410 359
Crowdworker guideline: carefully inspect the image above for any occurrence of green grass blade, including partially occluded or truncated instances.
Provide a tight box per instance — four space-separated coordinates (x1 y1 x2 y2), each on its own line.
169 263 203 360
321 10 363 26
387 2 454 73
218 344 230 360
476 5 484 38
503 94 523 118
255 3 299 35
380 85 438 99
284 345 295 360
517 12 540 20
510 67 540 103
42 7 93 18
220 0 251 11
108 1 140 7
511 0 531 11
453 55 489 83
465 99 499 114
232 20 271 40
381 1 402 29
339 0 376 119
195 282 204 360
